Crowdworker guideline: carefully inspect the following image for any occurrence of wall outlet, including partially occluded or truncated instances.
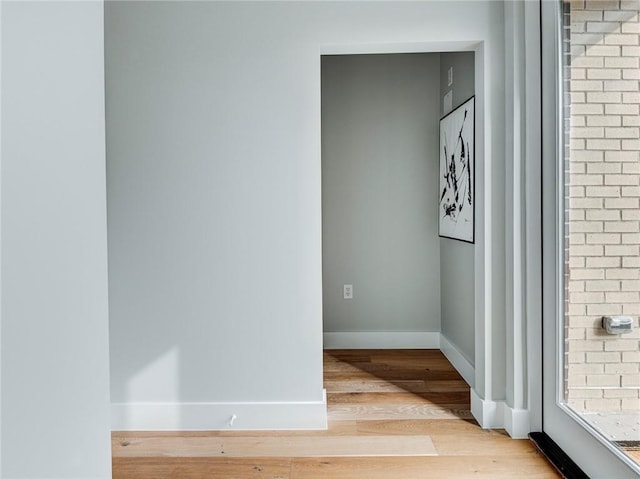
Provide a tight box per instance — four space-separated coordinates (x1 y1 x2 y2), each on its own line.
343 284 353 299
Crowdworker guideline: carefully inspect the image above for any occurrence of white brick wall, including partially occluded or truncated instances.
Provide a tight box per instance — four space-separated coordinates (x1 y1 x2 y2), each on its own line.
568 0 640 413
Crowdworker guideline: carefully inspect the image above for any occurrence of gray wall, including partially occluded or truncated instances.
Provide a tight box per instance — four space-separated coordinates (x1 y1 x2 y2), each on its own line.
439 52 476 364
322 53 441 333
105 0 505 425
1 2 112 476
106 1 325 407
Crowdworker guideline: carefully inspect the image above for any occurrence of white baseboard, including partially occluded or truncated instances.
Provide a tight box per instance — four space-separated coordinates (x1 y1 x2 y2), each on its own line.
323 331 440 349
439 334 475 388
503 405 530 439
112 389 328 431
470 389 530 439
471 388 504 429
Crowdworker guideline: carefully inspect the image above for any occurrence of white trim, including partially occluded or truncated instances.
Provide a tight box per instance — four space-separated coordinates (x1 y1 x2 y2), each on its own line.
470 389 530 439
504 405 530 440
320 41 480 56
473 40 491 407
0 0 3 472
439 334 475 389
523 0 543 433
112 390 328 431
504 0 528 418
471 389 504 429
323 332 440 350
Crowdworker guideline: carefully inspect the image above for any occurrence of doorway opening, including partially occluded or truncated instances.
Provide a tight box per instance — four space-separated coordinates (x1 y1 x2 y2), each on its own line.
319 50 478 423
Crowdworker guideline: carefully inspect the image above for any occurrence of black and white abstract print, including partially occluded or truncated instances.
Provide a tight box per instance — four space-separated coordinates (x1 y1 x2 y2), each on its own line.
439 96 475 243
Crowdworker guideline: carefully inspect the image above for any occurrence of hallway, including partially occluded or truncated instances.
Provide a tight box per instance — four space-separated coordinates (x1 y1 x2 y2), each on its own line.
112 350 559 478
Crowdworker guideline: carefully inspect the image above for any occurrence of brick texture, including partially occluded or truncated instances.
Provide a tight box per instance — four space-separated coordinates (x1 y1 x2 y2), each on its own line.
567 0 640 413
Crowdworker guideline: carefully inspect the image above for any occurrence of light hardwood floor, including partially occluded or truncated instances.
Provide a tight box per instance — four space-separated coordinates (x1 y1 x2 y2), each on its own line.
112 349 559 478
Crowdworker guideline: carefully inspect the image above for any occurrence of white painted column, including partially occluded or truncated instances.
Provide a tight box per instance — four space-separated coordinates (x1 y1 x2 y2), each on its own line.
472 0 541 438
503 0 531 438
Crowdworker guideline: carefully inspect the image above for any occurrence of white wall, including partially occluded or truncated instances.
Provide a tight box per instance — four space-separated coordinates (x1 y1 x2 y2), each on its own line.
322 53 441 336
1 1 112 477
105 0 505 430
439 52 476 365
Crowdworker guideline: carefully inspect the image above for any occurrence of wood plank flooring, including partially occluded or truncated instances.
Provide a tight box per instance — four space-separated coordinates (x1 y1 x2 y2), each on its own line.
112 349 559 478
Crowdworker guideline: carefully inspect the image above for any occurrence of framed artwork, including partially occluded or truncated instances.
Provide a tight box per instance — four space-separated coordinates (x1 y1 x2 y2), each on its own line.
438 96 475 243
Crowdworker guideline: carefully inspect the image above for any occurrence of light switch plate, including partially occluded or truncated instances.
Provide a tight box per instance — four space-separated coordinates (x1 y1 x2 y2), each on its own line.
343 284 353 299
